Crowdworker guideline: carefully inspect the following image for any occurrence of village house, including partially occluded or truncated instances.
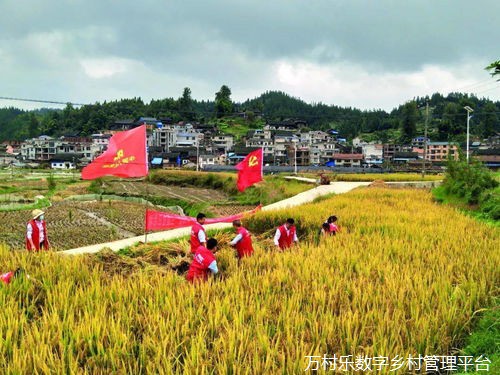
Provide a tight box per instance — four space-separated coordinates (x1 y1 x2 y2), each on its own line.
331 153 363 167
426 142 459 162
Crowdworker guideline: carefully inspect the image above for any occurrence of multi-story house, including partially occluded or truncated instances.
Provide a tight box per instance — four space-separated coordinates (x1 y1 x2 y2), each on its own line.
361 143 384 166
426 142 459 162
383 144 412 161
151 127 177 152
21 135 106 163
301 131 332 145
211 134 234 153
318 143 340 165
332 153 363 167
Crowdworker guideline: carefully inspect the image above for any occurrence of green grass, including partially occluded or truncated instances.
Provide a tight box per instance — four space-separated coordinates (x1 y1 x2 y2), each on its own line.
433 186 499 226
215 117 265 140
455 303 499 374
148 170 312 205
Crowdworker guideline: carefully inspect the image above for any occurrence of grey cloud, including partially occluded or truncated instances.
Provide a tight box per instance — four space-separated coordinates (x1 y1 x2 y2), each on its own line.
0 0 498 110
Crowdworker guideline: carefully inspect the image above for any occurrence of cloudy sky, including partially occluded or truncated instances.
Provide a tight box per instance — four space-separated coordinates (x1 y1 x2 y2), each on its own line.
0 0 498 112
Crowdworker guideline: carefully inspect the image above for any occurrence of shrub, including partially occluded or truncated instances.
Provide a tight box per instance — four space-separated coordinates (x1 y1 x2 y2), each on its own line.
46 174 57 191
479 187 500 220
442 156 498 205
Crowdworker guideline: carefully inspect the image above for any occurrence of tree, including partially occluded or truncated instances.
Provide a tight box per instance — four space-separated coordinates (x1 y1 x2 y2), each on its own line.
438 103 458 141
178 87 195 120
399 101 418 143
215 85 233 118
28 113 39 138
485 60 500 80
477 102 498 138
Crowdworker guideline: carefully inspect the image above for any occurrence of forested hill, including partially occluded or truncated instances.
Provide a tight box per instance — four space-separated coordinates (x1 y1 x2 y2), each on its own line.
0 90 498 144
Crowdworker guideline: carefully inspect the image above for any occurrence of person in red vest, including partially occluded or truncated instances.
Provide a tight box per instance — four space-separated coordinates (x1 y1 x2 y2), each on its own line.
190 213 207 253
26 209 50 251
326 215 339 235
0 268 25 285
230 219 254 259
186 238 219 283
274 218 298 250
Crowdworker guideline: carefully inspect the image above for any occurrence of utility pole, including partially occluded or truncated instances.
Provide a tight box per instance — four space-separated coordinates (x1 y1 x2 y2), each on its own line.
464 106 474 163
196 137 199 172
421 101 429 178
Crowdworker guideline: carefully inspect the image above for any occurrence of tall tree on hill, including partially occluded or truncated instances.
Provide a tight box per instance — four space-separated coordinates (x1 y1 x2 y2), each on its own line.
438 103 459 141
28 113 39 138
178 87 195 120
477 102 499 138
399 101 418 143
215 85 233 118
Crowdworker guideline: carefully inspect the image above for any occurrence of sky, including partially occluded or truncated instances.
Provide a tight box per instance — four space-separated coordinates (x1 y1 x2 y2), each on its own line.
0 0 498 112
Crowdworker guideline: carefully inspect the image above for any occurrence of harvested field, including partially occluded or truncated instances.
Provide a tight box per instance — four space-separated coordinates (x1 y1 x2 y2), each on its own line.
210 204 260 217
103 181 228 203
0 200 173 250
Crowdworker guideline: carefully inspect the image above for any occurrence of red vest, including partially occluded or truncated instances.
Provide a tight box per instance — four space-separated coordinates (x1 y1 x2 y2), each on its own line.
235 227 254 258
26 219 49 251
190 222 206 253
278 224 296 250
0 271 14 284
329 223 339 234
186 246 216 282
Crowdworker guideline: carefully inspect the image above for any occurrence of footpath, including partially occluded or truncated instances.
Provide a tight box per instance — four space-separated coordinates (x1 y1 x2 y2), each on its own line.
61 181 370 255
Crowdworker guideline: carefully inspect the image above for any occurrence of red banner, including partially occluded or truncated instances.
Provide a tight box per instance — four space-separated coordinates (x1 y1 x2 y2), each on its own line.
81 125 148 180
236 148 263 192
145 205 262 231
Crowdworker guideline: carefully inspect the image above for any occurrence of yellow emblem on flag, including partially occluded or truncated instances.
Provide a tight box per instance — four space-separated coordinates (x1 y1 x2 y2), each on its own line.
103 149 136 169
248 155 259 167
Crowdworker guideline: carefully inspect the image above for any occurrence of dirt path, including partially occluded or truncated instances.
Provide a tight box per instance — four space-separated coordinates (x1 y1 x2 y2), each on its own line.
78 209 136 238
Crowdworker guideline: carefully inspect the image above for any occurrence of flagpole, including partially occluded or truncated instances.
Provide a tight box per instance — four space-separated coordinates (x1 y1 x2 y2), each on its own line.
260 148 264 206
144 179 149 243
144 130 150 244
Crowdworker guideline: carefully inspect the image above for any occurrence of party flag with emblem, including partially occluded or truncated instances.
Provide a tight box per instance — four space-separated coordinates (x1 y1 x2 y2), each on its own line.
81 125 148 180
236 148 263 192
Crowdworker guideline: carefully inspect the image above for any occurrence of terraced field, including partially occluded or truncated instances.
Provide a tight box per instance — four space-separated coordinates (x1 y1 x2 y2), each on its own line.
102 181 228 203
0 199 175 250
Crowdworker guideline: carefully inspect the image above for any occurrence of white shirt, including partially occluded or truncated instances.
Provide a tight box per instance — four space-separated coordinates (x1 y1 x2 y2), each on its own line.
273 227 298 246
26 220 45 243
208 261 218 274
230 233 243 246
198 229 206 244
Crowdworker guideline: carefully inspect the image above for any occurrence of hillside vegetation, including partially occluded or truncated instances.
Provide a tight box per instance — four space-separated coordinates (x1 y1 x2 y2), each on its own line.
1 91 498 144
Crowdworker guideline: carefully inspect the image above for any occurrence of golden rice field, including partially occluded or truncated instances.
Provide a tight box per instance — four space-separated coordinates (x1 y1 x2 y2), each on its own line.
0 188 498 374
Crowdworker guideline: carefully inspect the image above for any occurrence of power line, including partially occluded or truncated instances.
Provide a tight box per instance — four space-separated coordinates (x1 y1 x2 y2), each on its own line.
0 96 88 107
451 78 495 92
475 85 500 95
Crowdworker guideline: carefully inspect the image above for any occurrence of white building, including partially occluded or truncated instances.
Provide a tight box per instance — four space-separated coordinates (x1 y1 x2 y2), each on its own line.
211 134 234 152
151 127 177 152
361 143 384 166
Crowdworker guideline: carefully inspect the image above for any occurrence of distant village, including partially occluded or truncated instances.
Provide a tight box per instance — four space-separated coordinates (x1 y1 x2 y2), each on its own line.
1 116 499 171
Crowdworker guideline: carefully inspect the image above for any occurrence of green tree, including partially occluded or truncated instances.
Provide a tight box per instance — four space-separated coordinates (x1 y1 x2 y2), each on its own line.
215 85 233 118
178 87 195 120
399 101 418 143
477 102 498 138
485 60 500 80
438 103 458 141
28 113 39 138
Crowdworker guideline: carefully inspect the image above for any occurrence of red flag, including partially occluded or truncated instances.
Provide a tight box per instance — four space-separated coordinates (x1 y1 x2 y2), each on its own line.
82 125 148 180
145 205 262 231
236 148 263 192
